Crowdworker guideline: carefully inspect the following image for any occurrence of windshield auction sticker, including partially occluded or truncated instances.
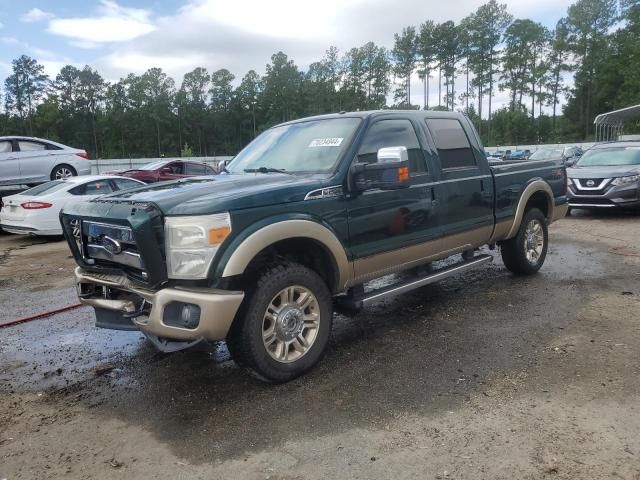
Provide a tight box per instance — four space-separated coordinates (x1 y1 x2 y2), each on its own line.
309 138 344 148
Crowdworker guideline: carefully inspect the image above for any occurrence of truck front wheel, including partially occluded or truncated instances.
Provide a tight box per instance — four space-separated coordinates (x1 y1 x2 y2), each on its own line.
500 208 548 275
227 262 333 383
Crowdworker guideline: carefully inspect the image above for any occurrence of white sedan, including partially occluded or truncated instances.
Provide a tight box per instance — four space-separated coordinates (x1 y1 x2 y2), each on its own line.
0 175 144 236
0 136 92 186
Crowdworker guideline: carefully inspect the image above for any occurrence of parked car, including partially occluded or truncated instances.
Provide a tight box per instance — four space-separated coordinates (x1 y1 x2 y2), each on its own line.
0 136 91 186
567 141 640 211
528 146 583 165
112 159 216 183
61 111 568 383
0 175 144 236
504 150 528 160
486 150 506 161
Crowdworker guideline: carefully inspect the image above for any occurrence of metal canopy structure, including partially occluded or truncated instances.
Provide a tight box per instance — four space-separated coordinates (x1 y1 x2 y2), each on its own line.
594 104 640 141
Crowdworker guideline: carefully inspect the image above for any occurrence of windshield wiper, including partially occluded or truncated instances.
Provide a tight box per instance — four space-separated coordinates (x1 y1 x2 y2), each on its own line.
243 166 292 175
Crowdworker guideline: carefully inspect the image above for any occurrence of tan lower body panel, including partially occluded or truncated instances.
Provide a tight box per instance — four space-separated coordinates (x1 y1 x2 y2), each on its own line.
489 219 512 244
350 225 493 285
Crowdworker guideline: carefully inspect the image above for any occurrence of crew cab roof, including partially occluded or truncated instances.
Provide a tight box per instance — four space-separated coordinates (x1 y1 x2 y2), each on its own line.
278 110 467 126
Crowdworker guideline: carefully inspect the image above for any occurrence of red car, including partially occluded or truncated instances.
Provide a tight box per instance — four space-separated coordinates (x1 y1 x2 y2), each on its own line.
113 160 216 183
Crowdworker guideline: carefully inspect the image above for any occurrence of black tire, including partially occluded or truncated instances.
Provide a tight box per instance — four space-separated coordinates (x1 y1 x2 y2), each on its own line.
50 164 77 180
500 208 548 275
227 262 333 383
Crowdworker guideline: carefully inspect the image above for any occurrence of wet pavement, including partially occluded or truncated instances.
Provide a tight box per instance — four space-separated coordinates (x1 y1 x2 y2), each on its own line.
1 211 639 479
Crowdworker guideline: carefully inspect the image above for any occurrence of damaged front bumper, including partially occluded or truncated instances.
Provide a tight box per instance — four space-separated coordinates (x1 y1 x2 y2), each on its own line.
75 267 244 351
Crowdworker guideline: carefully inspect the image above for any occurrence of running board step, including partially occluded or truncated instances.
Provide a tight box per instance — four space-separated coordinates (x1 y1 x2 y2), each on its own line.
336 254 493 311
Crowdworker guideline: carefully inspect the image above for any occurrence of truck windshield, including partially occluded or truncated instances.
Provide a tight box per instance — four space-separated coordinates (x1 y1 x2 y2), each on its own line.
577 147 640 166
227 117 361 174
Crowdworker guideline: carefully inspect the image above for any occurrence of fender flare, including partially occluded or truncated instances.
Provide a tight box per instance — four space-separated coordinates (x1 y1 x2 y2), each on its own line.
220 219 352 291
505 180 554 239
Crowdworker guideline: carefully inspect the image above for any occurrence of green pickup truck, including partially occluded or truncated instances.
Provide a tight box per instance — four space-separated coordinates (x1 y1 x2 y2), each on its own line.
61 111 568 382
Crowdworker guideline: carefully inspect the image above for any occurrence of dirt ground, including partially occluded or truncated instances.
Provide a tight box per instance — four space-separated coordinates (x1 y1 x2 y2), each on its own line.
1 210 639 480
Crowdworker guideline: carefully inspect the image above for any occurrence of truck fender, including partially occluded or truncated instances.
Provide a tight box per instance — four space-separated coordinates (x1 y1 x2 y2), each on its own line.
220 219 352 291
504 180 554 240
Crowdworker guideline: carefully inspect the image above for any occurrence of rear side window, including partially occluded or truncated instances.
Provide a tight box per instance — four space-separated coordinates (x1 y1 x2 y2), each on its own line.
21 181 68 196
185 163 207 175
357 119 427 174
18 141 46 151
0 141 12 153
112 178 142 191
167 162 184 174
425 119 476 169
70 180 114 196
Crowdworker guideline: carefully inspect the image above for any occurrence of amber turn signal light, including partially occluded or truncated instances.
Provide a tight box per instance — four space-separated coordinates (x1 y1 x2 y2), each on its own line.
208 226 231 245
397 167 410 182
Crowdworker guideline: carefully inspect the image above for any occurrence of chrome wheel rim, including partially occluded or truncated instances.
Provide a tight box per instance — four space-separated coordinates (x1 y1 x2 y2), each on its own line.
262 285 320 363
55 167 74 179
524 219 544 264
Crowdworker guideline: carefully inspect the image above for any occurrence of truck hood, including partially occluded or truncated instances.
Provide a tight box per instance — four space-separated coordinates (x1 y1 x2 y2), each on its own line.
567 165 640 179
97 173 328 215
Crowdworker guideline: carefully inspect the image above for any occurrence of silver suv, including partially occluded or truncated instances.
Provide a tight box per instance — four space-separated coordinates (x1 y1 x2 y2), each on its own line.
567 142 640 210
0 136 91 186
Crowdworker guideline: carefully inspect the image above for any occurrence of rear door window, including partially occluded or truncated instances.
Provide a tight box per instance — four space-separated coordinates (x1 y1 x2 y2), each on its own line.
17 141 46 151
0 141 12 153
425 119 477 169
185 163 207 175
112 178 142 191
70 180 114 196
168 162 184 174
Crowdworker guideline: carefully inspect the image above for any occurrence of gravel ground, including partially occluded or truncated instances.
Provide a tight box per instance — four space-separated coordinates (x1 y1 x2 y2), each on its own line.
1 210 639 480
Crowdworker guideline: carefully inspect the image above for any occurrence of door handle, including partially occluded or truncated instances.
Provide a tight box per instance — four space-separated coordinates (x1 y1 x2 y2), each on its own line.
430 188 439 206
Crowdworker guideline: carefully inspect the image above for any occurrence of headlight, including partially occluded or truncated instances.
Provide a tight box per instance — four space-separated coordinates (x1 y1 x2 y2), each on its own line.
611 175 640 186
165 213 231 279
567 178 574 186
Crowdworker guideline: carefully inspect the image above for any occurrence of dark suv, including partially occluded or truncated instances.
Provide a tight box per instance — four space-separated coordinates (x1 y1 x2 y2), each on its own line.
567 142 640 211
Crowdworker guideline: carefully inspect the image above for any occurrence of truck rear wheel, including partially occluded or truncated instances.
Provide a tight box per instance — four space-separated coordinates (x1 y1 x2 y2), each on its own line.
500 208 548 275
227 262 333 383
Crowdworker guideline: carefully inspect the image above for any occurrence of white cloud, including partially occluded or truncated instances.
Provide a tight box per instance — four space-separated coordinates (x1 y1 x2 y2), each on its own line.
1 36 21 46
20 8 55 23
48 0 155 43
89 0 577 83
69 40 102 50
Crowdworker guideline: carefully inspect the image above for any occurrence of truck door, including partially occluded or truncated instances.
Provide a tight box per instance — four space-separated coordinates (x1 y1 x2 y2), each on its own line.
347 117 440 280
424 117 494 243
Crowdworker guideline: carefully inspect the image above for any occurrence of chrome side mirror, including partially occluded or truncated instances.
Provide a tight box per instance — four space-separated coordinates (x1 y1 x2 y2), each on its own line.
377 146 408 163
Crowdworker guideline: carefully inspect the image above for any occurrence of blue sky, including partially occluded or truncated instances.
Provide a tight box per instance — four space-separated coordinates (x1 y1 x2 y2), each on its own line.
1 0 578 108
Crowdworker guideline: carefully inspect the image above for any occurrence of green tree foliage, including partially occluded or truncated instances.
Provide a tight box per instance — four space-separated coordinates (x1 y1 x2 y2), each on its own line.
392 26 417 107
417 21 437 110
564 0 620 138
464 0 513 141
4 55 49 135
